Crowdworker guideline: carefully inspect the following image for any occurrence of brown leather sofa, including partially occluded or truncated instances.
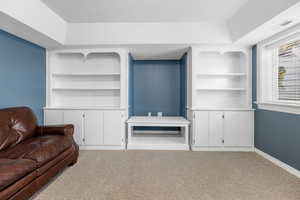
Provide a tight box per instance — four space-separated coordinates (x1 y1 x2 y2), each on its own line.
0 107 79 200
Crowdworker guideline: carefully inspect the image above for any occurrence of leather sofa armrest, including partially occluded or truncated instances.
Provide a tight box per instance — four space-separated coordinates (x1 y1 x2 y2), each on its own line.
36 124 74 137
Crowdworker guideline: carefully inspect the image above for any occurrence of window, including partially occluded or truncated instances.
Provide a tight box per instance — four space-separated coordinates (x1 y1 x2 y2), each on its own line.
276 40 300 102
257 27 300 114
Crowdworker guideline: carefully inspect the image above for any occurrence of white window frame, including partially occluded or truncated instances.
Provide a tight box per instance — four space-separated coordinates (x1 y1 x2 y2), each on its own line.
257 24 300 114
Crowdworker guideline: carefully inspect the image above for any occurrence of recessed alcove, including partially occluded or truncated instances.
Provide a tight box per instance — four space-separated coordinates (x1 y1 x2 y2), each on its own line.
127 53 188 148
129 58 187 117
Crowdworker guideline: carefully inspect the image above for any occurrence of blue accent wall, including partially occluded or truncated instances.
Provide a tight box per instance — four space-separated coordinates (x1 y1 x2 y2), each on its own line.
0 30 46 124
252 46 300 171
130 60 183 116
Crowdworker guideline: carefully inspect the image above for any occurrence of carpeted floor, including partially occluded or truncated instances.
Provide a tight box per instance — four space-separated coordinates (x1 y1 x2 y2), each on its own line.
33 151 300 200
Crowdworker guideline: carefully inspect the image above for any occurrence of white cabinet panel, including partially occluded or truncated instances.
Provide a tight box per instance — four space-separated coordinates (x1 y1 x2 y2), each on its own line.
44 110 63 125
103 111 122 145
194 111 209 146
44 109 125 149
84 111 103 146
209 112 224 147
64 111 84 146
224 111 253 147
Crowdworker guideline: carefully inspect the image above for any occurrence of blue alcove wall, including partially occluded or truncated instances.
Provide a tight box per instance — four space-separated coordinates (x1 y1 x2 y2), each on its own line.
129 54 187 118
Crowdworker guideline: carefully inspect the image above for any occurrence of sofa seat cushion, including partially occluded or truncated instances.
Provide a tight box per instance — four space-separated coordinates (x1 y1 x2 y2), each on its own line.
24 135 72 166
0 137 40 160
0 135 72 166
0 159 37 191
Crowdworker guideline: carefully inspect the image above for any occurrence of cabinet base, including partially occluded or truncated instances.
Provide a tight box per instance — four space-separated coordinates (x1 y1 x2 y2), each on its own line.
127 144 190 150
191 146 254 152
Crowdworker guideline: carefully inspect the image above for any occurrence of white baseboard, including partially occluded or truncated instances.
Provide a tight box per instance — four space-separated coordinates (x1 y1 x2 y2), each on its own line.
191 146 254 152
80 145 125 150
127 143 189 150
255 148 300 178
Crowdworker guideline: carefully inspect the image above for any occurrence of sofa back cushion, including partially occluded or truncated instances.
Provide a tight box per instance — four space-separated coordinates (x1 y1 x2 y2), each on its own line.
0 107 37 151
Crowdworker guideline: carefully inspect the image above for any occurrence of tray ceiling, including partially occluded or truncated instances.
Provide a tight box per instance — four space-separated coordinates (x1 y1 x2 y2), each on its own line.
42 0 248 23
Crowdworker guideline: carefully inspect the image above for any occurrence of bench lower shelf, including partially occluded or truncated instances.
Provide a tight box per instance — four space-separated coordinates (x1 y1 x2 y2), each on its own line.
127 135 189 150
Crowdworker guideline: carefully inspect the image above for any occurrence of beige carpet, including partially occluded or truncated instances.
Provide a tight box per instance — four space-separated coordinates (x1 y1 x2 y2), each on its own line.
33 151 300 200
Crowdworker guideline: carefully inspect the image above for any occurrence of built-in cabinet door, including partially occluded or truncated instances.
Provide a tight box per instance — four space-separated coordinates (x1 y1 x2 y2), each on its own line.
64 111 84 146
194 111 209 146
224 111 253 147
84 111 104 146
103 111 122 145
44 110 63 125
209 111 224 147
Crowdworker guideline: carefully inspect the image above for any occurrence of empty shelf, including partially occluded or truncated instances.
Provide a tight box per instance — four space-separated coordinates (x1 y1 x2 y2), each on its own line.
52 87 120 91
197 73 247 76
52 73 120 76
129 135 185 145
197 88 246 91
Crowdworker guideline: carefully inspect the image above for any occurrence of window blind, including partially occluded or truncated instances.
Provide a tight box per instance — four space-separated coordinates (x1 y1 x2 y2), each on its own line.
277 40 300 101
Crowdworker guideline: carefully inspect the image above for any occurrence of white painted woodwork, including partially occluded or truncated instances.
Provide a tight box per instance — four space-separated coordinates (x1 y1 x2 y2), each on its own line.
209 111 224 147
255 148 300 178
188 46 254 151
43 45 254 151
45 48 128 150
44 109 126 149
193 111 209 147
47 48 128 109
192 147 254 152
127 116 190 150
103 111 122 145
191 110 254 150
188 46 251 110
127 116 190 125
224 111 253 147
63 110 84 146
44 110 63 125
84 111 103 146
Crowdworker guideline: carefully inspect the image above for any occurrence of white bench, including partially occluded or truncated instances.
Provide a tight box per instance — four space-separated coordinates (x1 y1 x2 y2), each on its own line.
127 116 190 150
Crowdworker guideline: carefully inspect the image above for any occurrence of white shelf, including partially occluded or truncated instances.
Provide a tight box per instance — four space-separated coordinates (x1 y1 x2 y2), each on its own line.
127 116 190 125
196 88 246 91
189 48 250 110
43 106 125 110
52 87 120 91
48 50 124 108
197 73 247 76
190 108 255 111
52 73 120 77
130 135 186 145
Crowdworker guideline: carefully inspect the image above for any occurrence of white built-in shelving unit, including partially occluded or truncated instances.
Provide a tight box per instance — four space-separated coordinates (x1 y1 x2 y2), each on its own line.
189 49 251 109
47 50 127 109
44 48 128 150
43 46 254 151
187 46 254 152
